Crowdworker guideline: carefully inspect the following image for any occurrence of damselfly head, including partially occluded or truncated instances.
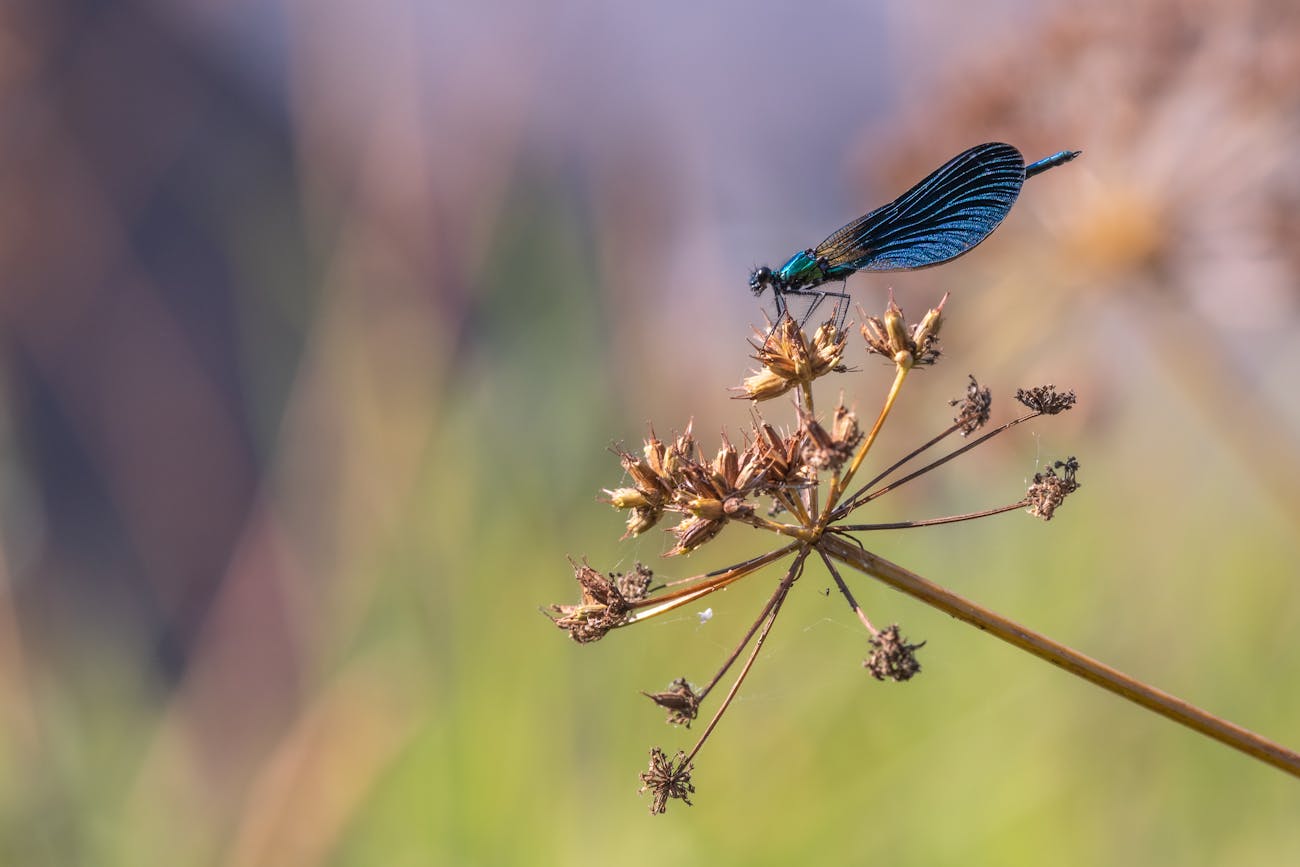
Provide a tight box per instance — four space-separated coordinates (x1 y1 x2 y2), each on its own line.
749 266 774 295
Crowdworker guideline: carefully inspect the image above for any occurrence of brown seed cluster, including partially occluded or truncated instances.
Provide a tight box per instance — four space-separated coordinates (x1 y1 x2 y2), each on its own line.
643 677 701 727
606 420 820 556
549 559 637 643
951 374 993 435
864 624 926 682
739 315 847 401
611 562 654 601
1026 457 1081 520
861 295 945 368
639 748 696 815
1015 385 1078 415
799 402 863 471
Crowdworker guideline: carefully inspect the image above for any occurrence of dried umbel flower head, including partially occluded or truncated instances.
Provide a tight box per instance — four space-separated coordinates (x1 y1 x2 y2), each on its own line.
861 294 946 368
606 426 704 539
643 677 701 727
800 401 863 471
951 374 993 435
864 624 926 682
639 748 696 814
1016 385 1078 415
611 563 654 601
548 559 635 643
738 314 847 401
1026 457 1081 520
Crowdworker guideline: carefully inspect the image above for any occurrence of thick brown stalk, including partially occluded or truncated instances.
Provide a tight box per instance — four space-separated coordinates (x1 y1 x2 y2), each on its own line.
819 533 1300 778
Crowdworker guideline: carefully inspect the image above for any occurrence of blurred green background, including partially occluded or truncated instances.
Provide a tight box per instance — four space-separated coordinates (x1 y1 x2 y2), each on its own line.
3 0 1299 863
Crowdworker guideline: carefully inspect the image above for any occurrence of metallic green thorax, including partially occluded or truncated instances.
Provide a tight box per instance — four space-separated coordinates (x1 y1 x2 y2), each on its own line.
775 249 856 291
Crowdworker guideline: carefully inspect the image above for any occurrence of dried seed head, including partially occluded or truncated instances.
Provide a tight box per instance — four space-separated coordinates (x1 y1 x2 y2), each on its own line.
950 374 993 435
642 677 701 727
612 562 654 601
799 401 863 471
742 420 811 490
809 318 849 371
639 747 696 814
864 624 925 682
623 506 662 538
549 559 636 643
607 425 707 539
605 487 652 510
1015 385 1077 415
666 514 727 557
737 314 847 401
608 445 669 538
609 421 801 556
1026 457 1081 521
861 294 947 368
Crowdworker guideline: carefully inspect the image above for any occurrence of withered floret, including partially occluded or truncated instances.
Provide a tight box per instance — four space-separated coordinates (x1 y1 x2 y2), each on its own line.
606 426 699 539
1015 385 1077 415
861 294 946 368
951 374 992 435
549 559 635 643
864 624 925 682
1025 457 1081 520
799 402 862 471
643 677 701 727
639 747 696 814
737 314 847 401
612 562 654 601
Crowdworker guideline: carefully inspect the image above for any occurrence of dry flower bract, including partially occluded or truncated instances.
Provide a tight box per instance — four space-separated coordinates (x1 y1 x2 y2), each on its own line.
738 314 847 401
861 295 945 368
643 677 701 727
639 748 696 815
951 374 993 435
1026 457 1081 521
865 624 926 682
1015 385 1078 415
548 559 635 643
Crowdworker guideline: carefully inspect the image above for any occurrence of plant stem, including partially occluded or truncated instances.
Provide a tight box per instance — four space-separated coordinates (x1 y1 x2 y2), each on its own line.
824 364 910 518
833 501 1025 531
683 549 808 765
628 544 799 621
818 533 1300 779
834 410 1041 519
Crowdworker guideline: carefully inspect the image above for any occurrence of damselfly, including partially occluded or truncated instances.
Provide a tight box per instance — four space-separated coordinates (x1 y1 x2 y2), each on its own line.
749 143 1080 318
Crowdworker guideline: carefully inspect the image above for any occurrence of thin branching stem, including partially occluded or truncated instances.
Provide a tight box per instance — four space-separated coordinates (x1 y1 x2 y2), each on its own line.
773 489 811 528
836 420 963 514
817 549 877 636
818 533 1300 779
683 549 809 765
734 513 819 542
824 364 910 518
628 544 799 622
696 548 809 701
833 501 1026 531
833 410 1042 519
661 546 800 587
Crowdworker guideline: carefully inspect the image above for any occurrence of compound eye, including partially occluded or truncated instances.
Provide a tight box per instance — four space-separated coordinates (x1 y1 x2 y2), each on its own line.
750 266 772 290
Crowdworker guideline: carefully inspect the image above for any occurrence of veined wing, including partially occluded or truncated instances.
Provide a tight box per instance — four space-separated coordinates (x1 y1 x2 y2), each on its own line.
815 142 1026 272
